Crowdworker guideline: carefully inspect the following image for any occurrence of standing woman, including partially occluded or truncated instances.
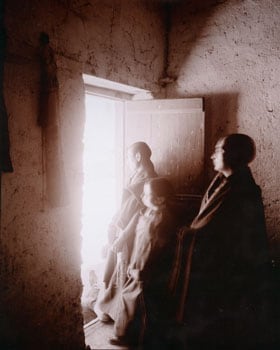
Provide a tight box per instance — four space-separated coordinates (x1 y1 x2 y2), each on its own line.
95 141 157 321
175 134 272 349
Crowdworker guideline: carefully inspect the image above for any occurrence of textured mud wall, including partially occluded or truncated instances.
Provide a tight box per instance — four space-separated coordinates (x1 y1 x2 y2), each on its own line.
167 0 280 257
1 1 165 348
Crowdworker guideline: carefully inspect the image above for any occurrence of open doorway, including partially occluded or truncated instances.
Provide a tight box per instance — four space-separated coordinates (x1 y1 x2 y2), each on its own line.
80 93 123 325
80 75 153 327
80 76 205 348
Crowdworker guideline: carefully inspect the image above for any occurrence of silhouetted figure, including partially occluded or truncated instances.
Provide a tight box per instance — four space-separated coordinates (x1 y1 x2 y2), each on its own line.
172 134 273 350
109 177 178 348
94 142 157 321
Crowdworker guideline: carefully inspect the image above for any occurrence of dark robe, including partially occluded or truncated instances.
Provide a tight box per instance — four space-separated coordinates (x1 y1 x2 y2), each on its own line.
0 12 13 172
172 166 272 349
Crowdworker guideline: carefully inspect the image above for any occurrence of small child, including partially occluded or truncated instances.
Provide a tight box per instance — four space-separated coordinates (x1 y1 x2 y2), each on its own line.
109 177 178 347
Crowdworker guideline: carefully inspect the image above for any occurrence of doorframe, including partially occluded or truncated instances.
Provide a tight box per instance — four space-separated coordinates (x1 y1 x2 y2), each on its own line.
83 74 153 101
82 74 154 189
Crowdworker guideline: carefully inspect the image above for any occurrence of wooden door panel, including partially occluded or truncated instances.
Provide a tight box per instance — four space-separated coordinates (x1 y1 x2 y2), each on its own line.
124 98 204 194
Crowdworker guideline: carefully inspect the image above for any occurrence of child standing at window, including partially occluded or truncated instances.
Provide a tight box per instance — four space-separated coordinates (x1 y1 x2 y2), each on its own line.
109 177 178 348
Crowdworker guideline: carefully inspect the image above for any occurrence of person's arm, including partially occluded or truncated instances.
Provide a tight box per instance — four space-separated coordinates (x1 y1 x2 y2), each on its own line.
127 266 140 280
111 212 140 253
114 187 143 230
178 225 195 239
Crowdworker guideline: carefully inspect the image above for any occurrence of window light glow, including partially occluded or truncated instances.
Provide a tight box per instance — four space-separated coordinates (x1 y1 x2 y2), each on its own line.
81 94 119 274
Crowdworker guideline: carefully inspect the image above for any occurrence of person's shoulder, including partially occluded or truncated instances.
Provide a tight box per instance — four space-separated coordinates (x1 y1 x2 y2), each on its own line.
230 167 261 194
229 177 264 219
127 181 145 195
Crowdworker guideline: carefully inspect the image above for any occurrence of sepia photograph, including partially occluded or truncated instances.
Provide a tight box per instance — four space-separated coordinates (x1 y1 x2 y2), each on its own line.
0 0 279 349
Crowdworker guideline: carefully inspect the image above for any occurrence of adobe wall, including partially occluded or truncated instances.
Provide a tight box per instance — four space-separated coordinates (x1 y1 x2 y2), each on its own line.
2 1 279 348
1 1 165 348
167 0 280 257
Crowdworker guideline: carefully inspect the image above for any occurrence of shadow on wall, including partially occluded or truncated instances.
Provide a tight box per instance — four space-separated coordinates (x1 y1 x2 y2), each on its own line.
203 92 239 182
167 0 241 83
165 91 239 187
165 0 241 177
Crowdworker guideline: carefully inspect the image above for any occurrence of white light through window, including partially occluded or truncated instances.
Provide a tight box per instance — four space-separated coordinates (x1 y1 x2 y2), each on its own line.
81 94 119 280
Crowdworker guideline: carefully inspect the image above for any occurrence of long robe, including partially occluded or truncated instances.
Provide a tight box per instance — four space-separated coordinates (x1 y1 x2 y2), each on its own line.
172 166 272 349
112 207 178 346
96 165 157 317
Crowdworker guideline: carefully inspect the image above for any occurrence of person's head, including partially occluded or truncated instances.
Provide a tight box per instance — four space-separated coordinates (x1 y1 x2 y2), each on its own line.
127 141 153 172
211 133 256 176
142 177 174 211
